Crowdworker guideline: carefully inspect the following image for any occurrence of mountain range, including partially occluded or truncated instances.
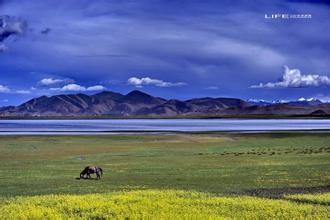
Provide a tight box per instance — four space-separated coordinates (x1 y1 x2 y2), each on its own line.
0 90 329 118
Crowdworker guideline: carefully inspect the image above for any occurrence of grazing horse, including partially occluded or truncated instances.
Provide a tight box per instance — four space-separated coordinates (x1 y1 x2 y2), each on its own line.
80 166 103 179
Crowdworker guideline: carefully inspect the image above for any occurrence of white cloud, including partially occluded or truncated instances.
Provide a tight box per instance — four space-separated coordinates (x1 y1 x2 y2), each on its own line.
86 85 106 91
0 85 10 93
39 78 74 86
250 66 330 88
51 84 106 92
205 86 219 90
127 77 186 87
16 90 31 94
39 78 63 86
0 86 31 94
60 84 86 91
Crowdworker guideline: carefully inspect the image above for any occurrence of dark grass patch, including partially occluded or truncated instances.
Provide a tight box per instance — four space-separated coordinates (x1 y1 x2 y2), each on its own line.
286 197 330 206
246 185 330 199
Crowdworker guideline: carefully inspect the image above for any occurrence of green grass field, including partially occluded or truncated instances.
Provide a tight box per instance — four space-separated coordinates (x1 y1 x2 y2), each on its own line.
0 132 329 219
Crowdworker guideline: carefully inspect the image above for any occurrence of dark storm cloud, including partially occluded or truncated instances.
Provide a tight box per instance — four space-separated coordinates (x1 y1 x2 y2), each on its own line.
0 15 26 42
288 0 330 6
40 27 51 35
0 15 26 52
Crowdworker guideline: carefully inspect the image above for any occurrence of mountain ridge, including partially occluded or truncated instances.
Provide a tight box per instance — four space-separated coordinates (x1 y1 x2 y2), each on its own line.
0 90 329 118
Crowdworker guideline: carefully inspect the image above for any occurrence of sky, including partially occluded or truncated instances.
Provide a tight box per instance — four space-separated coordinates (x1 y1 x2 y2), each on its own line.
0 0 330 106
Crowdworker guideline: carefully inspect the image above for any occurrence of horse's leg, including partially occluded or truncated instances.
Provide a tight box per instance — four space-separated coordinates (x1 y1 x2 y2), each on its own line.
96 171 100 179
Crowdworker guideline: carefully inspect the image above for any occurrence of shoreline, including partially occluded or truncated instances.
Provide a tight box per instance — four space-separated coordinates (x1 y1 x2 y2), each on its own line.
0 114 329 120
0 129 329 136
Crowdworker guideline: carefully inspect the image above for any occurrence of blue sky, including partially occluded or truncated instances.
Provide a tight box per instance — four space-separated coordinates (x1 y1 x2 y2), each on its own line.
0 0 329 106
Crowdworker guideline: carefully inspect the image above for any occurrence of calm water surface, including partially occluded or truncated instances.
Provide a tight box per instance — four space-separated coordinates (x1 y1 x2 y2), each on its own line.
0 119 329 135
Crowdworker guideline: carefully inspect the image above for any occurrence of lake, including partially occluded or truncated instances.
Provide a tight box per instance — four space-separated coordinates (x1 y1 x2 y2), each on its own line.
0 119 329 135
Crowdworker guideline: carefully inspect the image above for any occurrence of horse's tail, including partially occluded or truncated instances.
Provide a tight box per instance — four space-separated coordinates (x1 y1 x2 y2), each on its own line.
99 167 103 176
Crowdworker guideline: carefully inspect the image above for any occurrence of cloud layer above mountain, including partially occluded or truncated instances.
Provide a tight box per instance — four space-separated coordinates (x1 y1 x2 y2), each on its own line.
51 84 106 92
128 77 186 88
251 66 330 88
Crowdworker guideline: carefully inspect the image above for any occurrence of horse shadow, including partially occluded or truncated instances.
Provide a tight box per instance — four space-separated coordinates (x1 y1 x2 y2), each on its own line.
75 177 100 181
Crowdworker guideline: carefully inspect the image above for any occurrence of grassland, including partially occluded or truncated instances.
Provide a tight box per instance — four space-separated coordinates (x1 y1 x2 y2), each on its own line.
0 132 329 219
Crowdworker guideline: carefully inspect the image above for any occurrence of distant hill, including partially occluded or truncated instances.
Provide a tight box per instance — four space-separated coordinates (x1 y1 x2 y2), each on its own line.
0 90 329 118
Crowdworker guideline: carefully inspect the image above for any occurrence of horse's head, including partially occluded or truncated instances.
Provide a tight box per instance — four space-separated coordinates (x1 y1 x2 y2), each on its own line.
98 167 103 176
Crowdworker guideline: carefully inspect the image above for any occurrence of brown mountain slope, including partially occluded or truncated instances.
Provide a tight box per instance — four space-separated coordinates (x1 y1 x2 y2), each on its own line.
0 90 329 117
